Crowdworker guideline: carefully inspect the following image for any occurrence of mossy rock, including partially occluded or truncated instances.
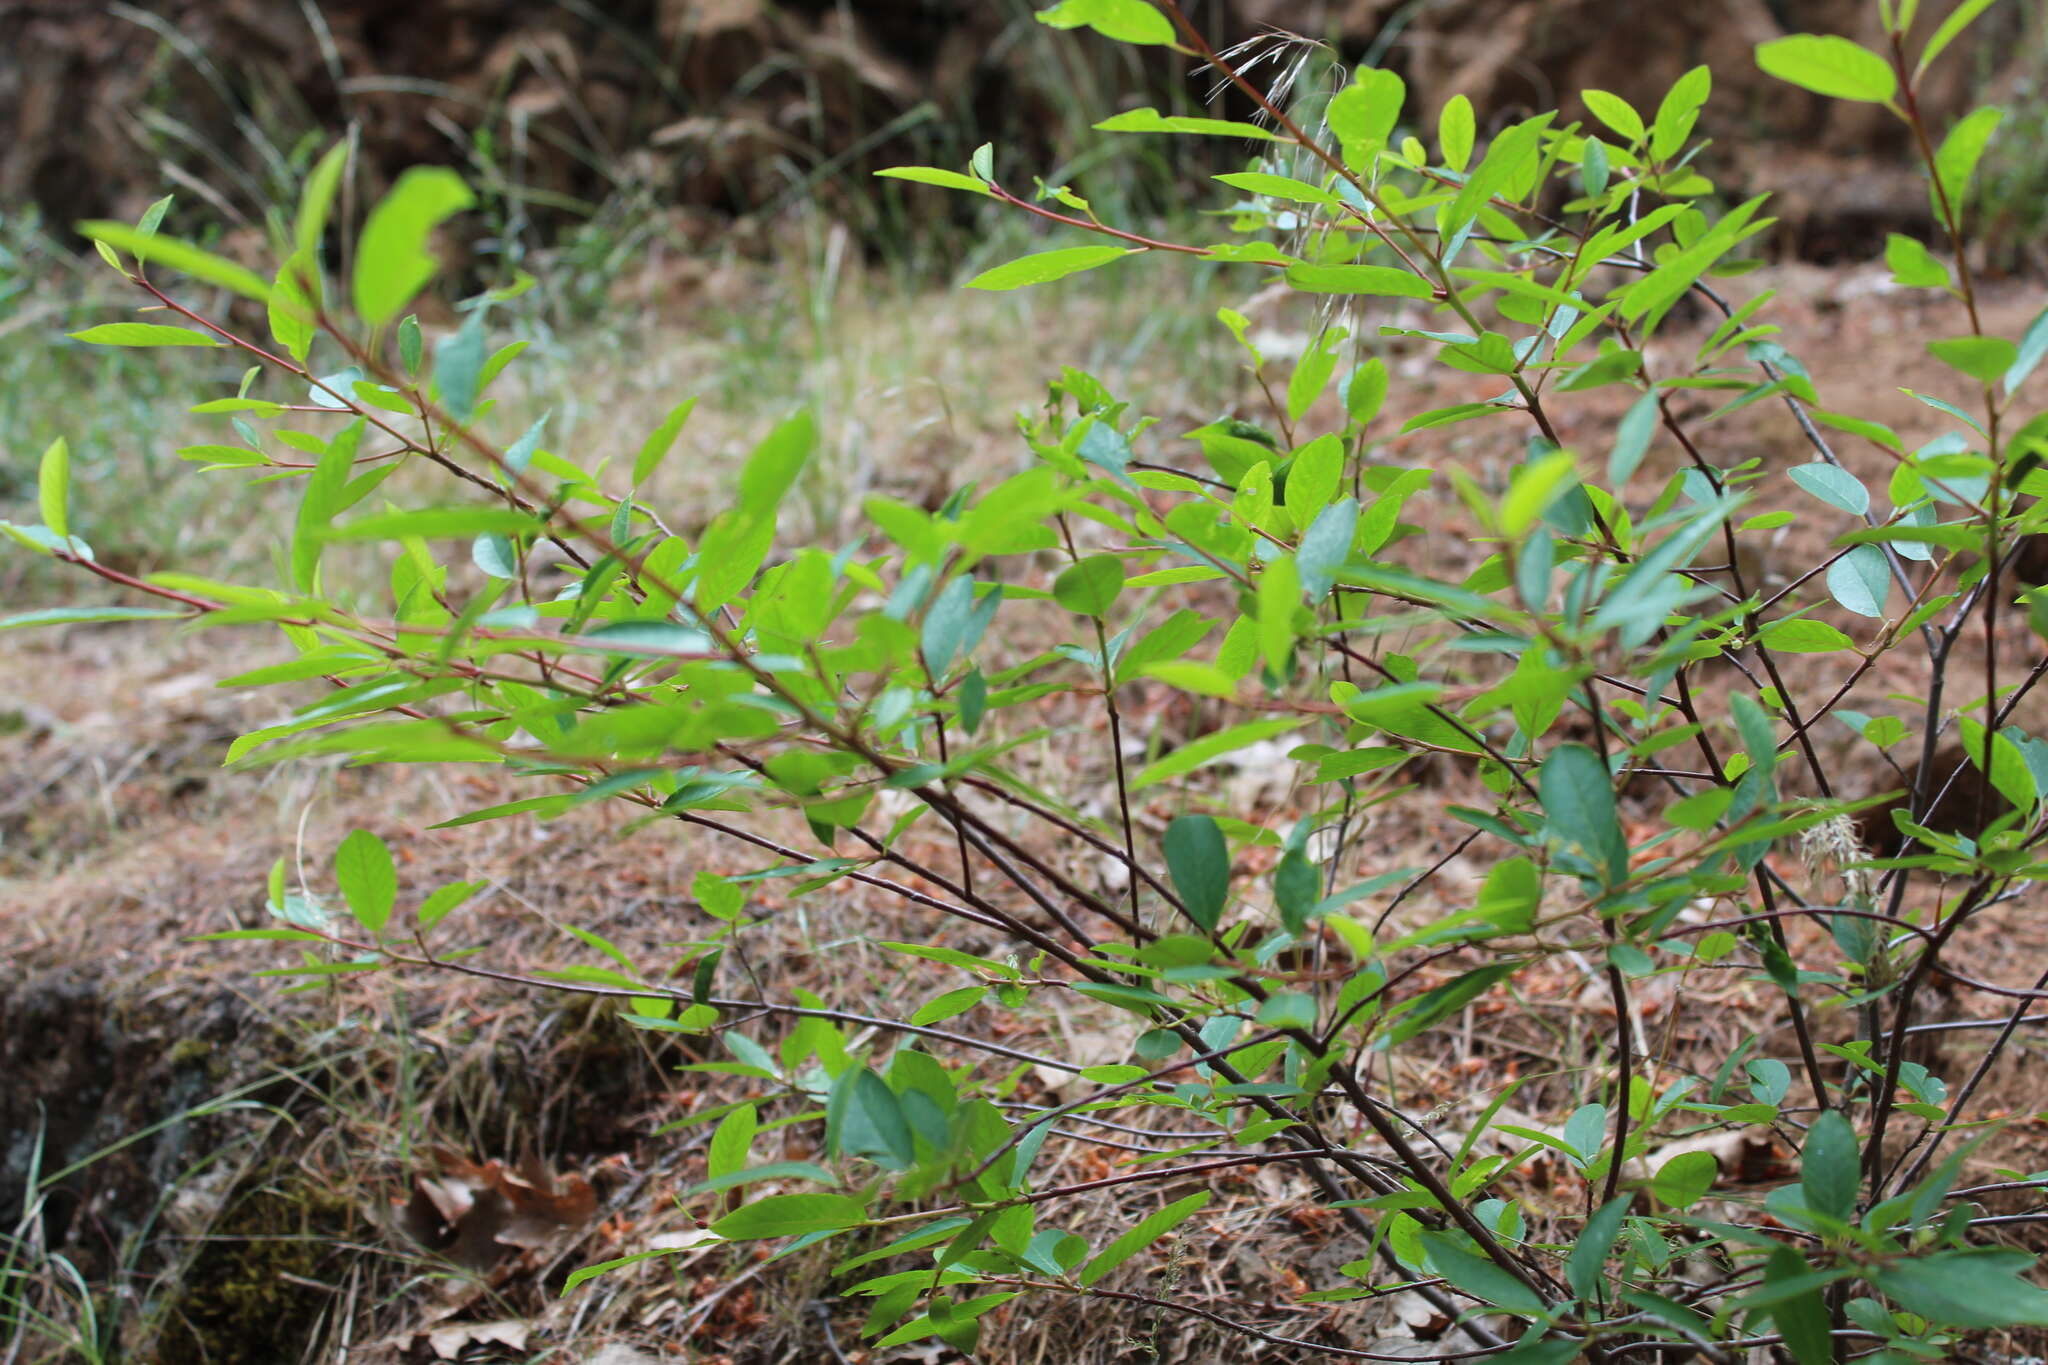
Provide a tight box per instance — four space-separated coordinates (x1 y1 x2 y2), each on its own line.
150 1174 360 1365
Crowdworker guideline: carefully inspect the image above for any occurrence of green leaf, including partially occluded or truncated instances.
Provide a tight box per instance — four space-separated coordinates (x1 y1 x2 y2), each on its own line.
1438 93 1475 170
1580 89 1646 144
37 437 69 539
1929 335 2019 385
1163 814 1230 931
472 533 516 578
75 223 272 302
1931 106 2002 224
323 506 539 541
1419 1231 1547 1314
1665 786 1732 831
1919 0 1999 76
1054 554 1126 617
826 1067 916 1170
334 828 396 935
707 1103 758 1182
1800 1108 1859 1219
1540 744 1626 880
1651 1150 1718 1209
738 410 815 517
873 166 993 195
1256 992 1316 1029
295 139 352 261
1958 715 2039 813
1283 264 1433 299
352 167 476 326
1258 554 1300 672
1133 718 1300 790
1788 462 1869 515
1826 545 1890 618
1649 66 1711 164
1215 171 1341 208
631 400 699 488
1757 619 1853 653
269 254 319 364
418 879 484 930
967 245 1134 291
0 606 189 631
1035 0 1178 47
1078 1192 1209 1287
1095 107 1280 141
1446 114 1552 235
67 323 223 348
1885 233 1949 289
711 1192 866 1240
1755 34 1898 102
1382 962 1516 1046
1566 1197 1631 1303
912 985 985 1026
1872 1249 2048 1327
2006 305 2048 393
1764 1244 1836 1365
689 1161 836 1196
1608 391 1660 487
434 311 487 423
1328 67 1405 168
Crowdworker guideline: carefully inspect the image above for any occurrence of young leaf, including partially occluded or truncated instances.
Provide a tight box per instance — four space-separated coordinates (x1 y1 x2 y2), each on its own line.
1929 335 2019 385
334 828 396 935
1580 89 1646 144
1283 264 1433 298
1438 93 1475 170
1328 67 1406 167
1918 0 1999 76
37 438 69 539
352 167 476 326
633 398 699 486
1930 106 2002 223
296 138 352 261
1095 107 1280 141
75 223 272 302
1649 66 1711 163
967 245 1133 291
1884 233 1950 289
269 254 319 364
1035 0 1178 47
1755 35 1898 102
67 323 223 348
874 166 994 195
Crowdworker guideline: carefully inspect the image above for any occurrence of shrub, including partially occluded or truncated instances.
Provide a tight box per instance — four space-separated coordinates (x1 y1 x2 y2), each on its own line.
11 0 2048 1359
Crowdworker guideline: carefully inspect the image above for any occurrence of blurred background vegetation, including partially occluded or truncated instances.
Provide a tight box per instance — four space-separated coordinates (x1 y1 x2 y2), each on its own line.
0 0 2040 596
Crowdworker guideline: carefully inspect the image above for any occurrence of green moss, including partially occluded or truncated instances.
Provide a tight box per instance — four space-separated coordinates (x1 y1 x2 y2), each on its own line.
151 1176 357 1365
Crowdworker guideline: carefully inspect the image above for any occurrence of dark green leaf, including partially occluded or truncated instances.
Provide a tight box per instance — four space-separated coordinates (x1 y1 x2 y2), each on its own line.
1163 814 1229 931
712 1193 866 1240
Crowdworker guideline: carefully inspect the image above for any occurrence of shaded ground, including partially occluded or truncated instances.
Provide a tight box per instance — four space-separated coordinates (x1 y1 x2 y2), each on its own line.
4 260 2048 1362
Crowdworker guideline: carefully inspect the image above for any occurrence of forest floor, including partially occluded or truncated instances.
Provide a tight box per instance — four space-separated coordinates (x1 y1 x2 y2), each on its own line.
4 257 2048 1364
